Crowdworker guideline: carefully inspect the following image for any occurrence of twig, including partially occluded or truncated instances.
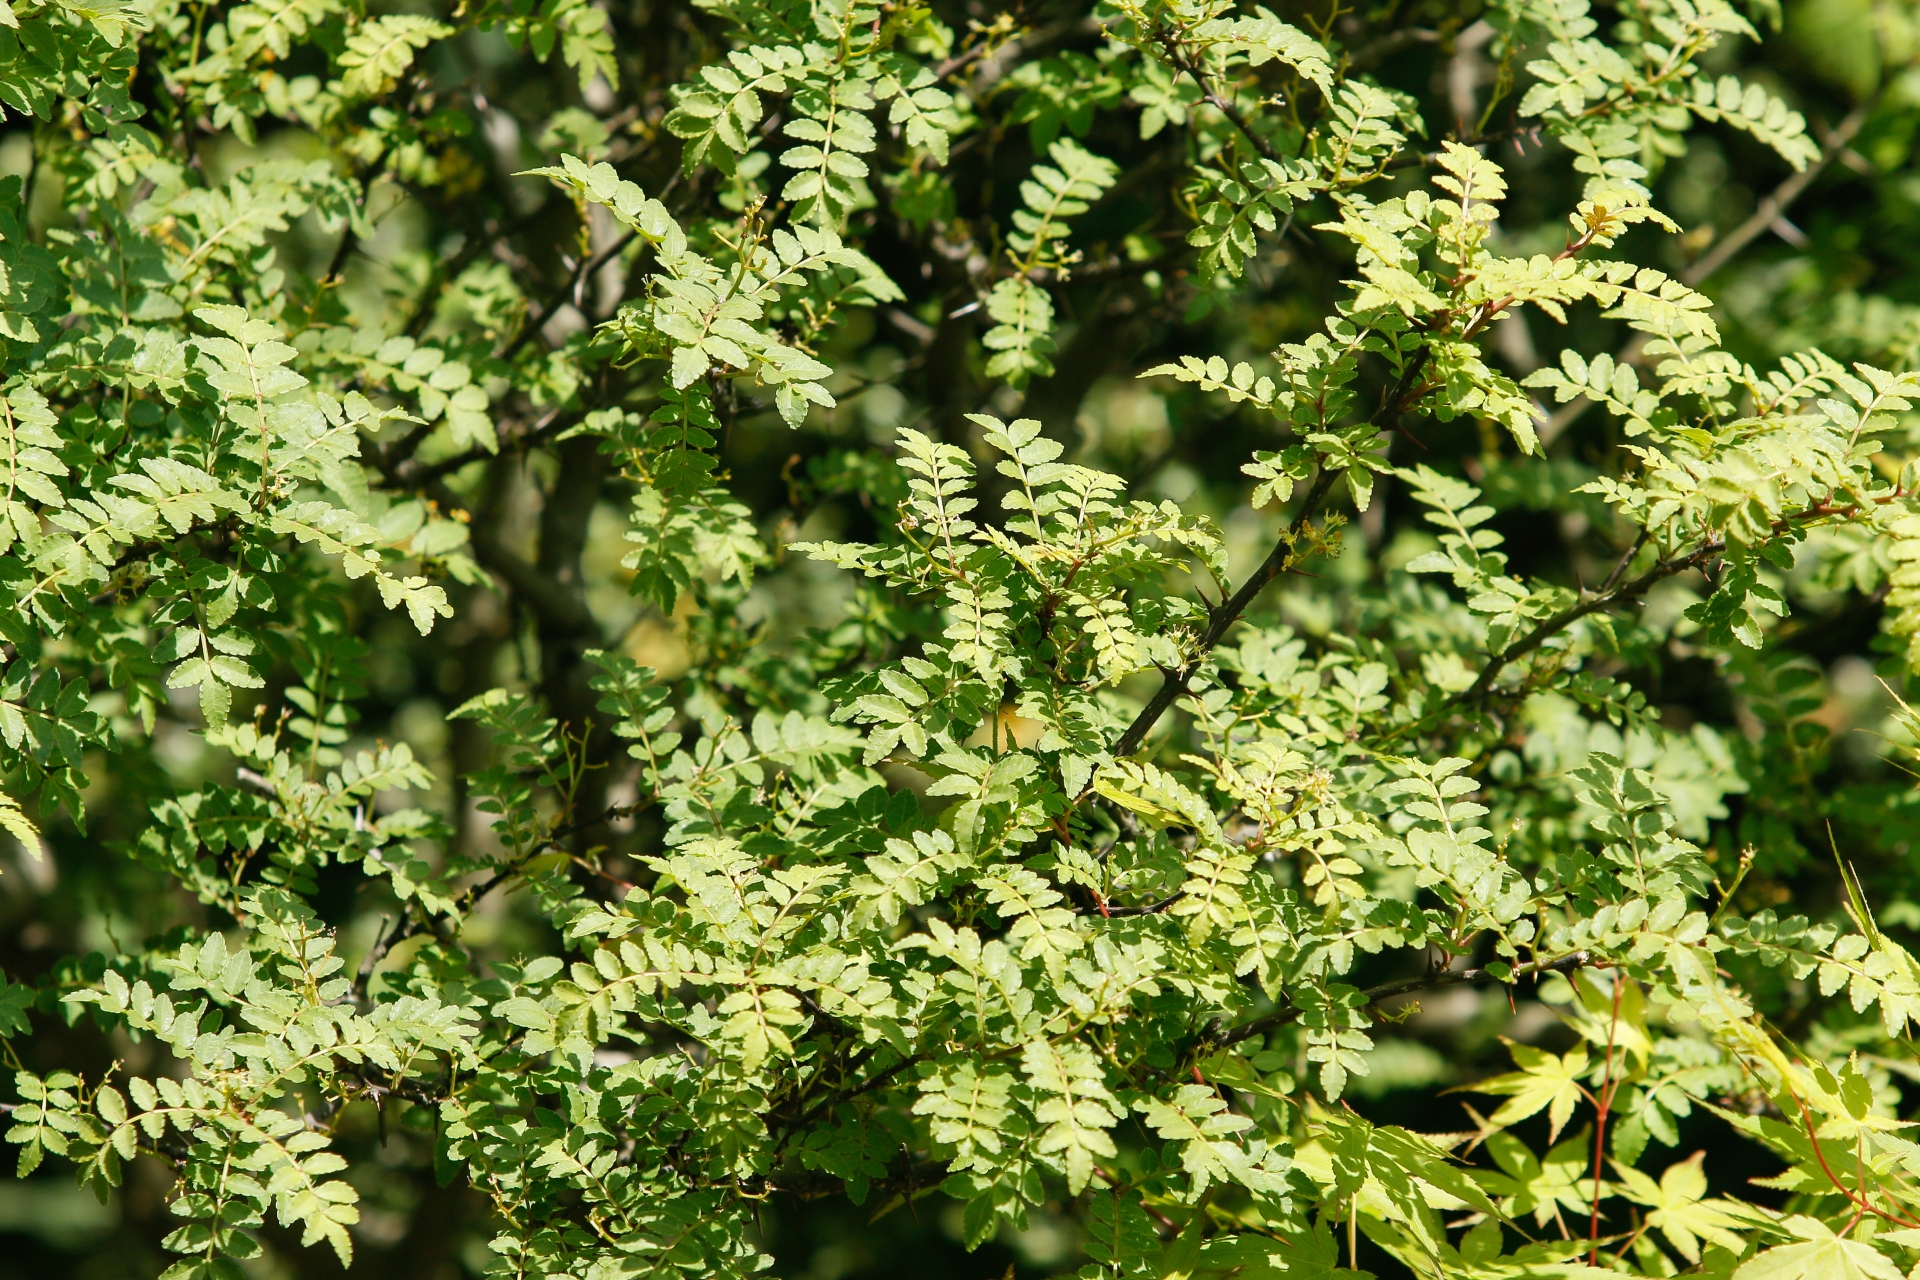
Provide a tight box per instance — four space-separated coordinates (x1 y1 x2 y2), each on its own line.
1152 24 1279 163
1597 528 1649 596
354 914 399 999
1109 465 1338 756
1218 949 1590 1047
1110 348 1434 758
498 164 685 361
1440 487 1910 715
1681 100 1873 288
943 15 1103 93
299 223 360 330
1451 538 1722 706
368 801 641 959
1103 892 1185 917
1610 98 1878 371
382 406 579 491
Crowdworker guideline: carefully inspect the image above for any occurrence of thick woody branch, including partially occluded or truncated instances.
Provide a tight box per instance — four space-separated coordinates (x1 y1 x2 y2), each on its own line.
447 479 597 637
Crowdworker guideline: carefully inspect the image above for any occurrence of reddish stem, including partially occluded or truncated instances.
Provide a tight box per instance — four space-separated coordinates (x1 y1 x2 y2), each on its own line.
1788 1087 1920 1229
1587 974 1624 1264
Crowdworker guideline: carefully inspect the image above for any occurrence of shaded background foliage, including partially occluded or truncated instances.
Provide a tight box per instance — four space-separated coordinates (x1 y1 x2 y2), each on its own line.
4 0 1920 1274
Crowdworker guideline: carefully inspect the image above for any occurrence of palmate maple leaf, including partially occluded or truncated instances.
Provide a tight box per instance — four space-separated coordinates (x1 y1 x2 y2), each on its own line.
1613 1151 1762 1263
1736 1217 1903 1280
1461 1038 1593 1143
1475 1130 1593 1230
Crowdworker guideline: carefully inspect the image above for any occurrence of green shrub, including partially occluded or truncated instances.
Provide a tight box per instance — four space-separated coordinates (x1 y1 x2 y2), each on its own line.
3 0 1920 1277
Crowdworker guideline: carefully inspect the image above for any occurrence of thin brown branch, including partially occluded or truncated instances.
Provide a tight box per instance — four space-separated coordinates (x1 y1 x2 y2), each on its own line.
381 406 580 491
1681 100 1874 288
1452 537 1722 706
1445 488 1908 713
1152 25 1279 163
366 800 644 964
1110 347 1435 758
498 162 686 362
1109 465 1337 757
1606 97 1879 374
1218 949 1592 1048
761 1150 946 1201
